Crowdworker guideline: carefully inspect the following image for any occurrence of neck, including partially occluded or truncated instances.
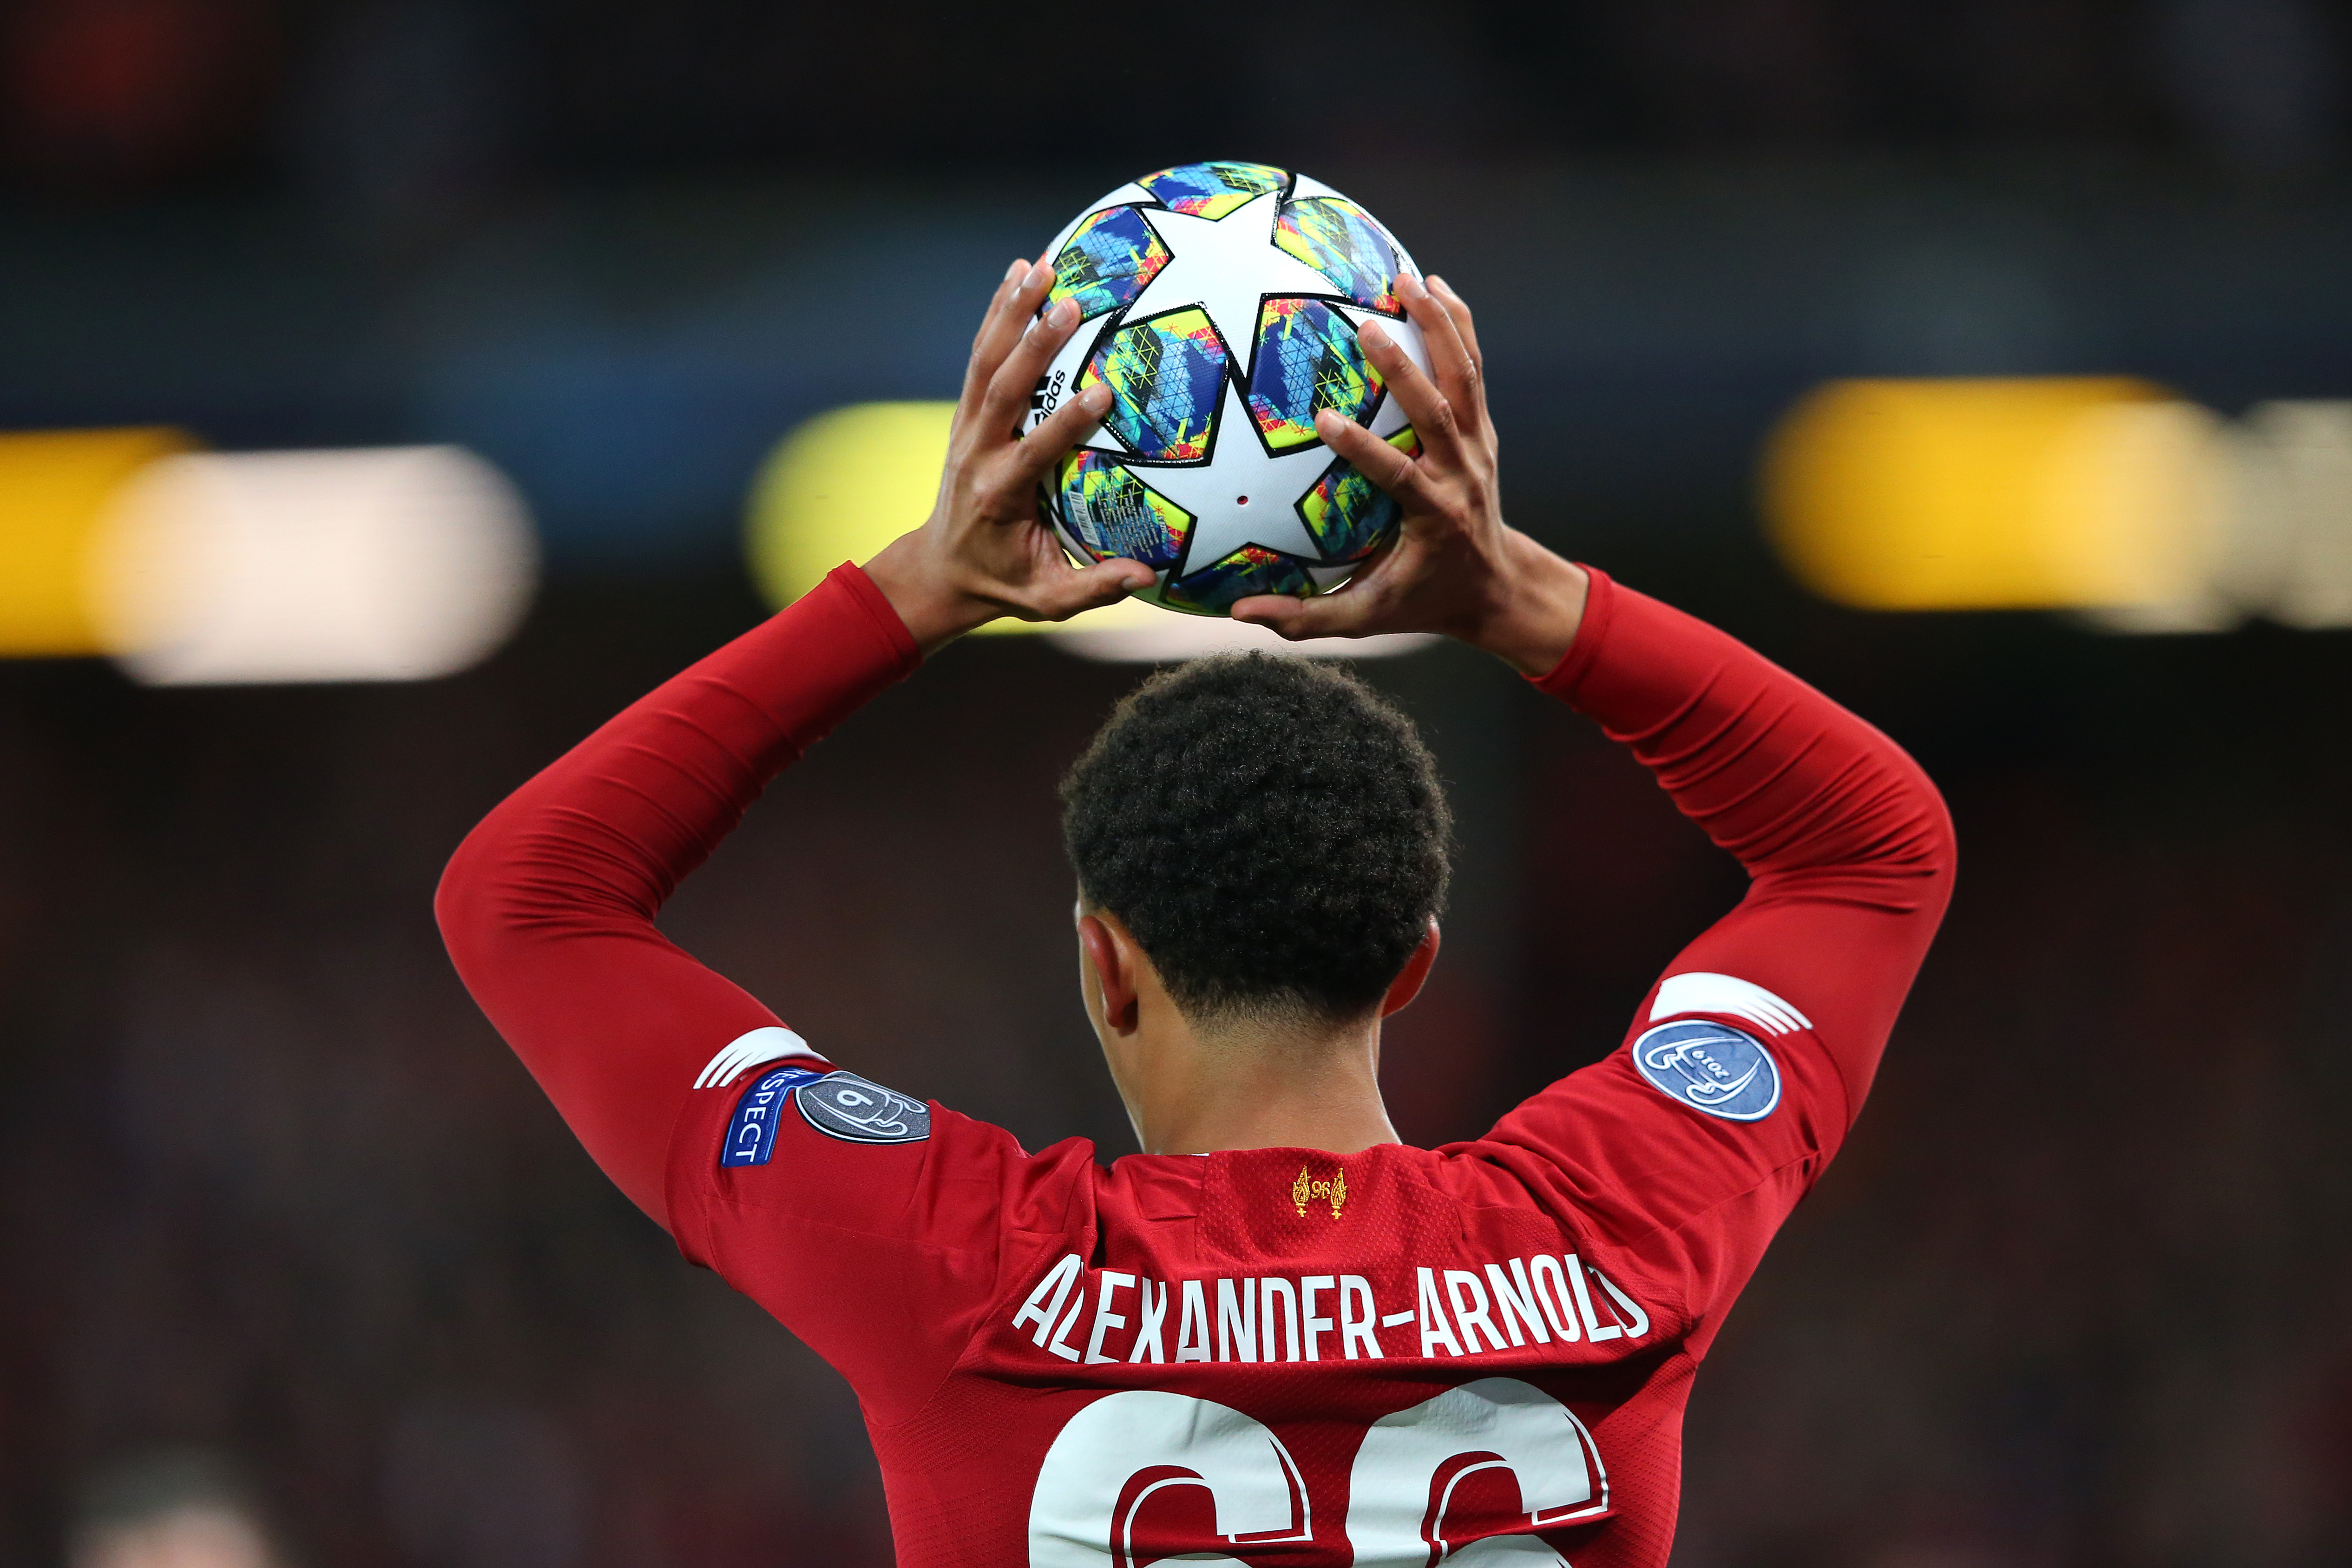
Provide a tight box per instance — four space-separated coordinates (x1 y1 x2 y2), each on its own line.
1129 1011 1401 1156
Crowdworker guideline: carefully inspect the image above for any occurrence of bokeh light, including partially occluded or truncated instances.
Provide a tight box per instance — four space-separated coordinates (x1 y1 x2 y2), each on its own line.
92 447 538 685
745 401 957 615
73 1502 277 1568
1 433 538 682
1761 377 2221 614
2228 400 2352 630
0 427 199 654
1764 381 2352 633
68 1452 283 1568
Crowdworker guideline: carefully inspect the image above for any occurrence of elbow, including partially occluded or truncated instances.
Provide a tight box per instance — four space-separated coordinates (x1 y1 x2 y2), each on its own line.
436 792 663 980
1921 794 1958 913
1925 778 1958 873
1906 748 1958 871
436 805 518 978
1882 754 1959 915
1773 746 1957 918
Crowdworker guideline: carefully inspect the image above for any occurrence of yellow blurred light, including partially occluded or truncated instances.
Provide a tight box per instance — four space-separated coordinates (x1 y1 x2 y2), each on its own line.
746 400 979 606
746 400 1143 640
1763 378 2226 611
0 427 198 654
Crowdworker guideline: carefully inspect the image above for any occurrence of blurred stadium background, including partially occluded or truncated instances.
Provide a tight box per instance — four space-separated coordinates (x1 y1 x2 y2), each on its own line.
5 0 2352 1563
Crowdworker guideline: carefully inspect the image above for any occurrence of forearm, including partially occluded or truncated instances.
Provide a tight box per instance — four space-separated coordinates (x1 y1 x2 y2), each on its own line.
435 564 920 1222
1539 570 1950 886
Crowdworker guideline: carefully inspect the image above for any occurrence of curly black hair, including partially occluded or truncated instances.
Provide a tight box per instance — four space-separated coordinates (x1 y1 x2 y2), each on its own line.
1059 653 1452 1027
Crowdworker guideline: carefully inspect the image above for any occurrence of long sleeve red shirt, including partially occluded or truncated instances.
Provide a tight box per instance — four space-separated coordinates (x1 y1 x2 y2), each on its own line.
438 563 1954 1568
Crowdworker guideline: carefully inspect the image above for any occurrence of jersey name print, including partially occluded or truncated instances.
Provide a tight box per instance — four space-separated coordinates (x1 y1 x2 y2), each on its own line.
1005 1248 1649 1366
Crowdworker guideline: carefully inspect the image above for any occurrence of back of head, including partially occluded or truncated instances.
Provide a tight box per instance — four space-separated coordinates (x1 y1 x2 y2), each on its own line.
1059 653 1452 1032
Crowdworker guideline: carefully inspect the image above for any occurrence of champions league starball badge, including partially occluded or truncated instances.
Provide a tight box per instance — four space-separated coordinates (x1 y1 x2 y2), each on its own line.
1631 1020 1782 1122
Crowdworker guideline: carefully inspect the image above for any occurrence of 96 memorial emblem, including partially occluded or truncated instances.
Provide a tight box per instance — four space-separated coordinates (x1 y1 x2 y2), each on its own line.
796 1072 932 1145
1632 1020 1781 1122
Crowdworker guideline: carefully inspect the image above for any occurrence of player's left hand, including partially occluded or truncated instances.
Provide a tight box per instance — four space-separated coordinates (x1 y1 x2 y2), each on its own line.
1229 275 1587 675
864 260 1156 655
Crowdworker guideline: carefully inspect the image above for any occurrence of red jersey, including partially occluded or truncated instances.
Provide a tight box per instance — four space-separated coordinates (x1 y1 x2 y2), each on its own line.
439 564 1954 1567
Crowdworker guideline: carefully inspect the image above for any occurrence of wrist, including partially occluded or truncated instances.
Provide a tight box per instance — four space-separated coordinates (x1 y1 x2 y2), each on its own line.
1469 532 1590 676
862 529 995 656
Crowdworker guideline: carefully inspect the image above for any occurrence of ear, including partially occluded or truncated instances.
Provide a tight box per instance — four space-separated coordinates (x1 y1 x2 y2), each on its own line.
1078 912 1142 1036
1380 917 1442 1018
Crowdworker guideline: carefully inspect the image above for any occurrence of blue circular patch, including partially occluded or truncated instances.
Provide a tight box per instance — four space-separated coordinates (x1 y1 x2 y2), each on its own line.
1632 1020 1781 1122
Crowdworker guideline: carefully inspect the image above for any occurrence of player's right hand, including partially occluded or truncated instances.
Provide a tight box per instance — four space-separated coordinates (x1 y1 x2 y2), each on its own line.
864 259 1156 655
1229 276 1589 676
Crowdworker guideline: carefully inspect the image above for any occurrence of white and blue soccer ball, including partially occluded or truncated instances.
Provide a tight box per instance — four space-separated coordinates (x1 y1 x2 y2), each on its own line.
1022 162 1433 617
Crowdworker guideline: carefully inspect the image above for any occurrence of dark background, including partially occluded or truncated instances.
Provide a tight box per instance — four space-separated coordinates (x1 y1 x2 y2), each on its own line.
4 1 2352 1564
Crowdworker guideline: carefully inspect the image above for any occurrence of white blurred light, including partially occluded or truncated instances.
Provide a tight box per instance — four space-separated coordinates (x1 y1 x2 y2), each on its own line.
72 1503 279 1568
2093 398 2352 632
91 446 537 685
1046 592 1435 662
2230 400 2352 629
2061 399 2237 633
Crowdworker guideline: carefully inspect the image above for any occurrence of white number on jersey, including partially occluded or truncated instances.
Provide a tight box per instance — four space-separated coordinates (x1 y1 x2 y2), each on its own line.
1028 1391 1310 1567
1026 1377 1605 1565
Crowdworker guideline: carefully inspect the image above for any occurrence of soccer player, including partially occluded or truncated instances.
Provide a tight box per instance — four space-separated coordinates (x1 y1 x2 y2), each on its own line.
438 259 1954 1566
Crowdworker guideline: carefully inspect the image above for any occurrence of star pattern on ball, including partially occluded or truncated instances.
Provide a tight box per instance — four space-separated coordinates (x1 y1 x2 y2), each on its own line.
1124 381 1337 574
1123 190 1347 383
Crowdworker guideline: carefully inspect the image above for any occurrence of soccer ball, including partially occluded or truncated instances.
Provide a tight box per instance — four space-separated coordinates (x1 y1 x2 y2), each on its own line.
1021 162 1433 617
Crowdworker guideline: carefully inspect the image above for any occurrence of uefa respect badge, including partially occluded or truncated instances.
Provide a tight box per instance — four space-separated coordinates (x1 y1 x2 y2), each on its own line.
1631 1020 1782 1122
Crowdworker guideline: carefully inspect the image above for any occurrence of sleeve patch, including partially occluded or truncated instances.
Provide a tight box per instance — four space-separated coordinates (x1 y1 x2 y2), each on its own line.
721 1065 824 1167
1632 1021 1781 1122
1649 972 1811 1037
796 1072 932 1146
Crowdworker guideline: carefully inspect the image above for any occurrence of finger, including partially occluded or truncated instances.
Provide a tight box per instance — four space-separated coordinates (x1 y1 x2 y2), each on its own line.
1003 380 1111 489
1355 318 1463 462
1421 276 1490 432
1314 407 1439 510
1424 276 1484 374
1022 554 1156 622
968 258 1027 354
1230 583 1382 640
961 259 1058 420
1394 272 1480 435
1230 528 1406 638
978 294 1082 438
955 259 1031 411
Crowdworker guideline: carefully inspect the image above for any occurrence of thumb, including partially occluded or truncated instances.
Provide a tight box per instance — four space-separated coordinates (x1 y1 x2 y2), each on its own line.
1231 588 1377 641
1031 557 1155 621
